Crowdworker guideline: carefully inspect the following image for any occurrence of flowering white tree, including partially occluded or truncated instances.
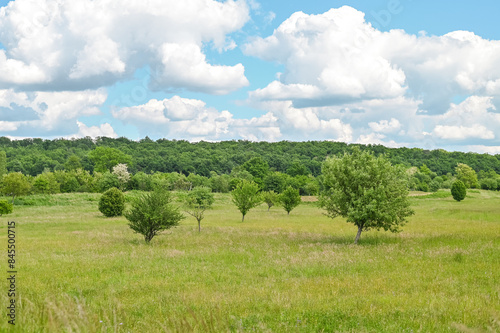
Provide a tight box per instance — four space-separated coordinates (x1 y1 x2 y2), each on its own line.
112 164 130 189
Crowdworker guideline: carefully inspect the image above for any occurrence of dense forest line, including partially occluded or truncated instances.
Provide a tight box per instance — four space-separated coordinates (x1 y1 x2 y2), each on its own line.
1 136 500 177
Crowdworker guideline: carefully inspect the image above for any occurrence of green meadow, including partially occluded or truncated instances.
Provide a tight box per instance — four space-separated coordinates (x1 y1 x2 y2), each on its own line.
1 190 499 332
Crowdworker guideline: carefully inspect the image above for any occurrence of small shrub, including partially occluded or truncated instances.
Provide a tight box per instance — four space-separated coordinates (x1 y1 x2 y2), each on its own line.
0 200 13 216
125 189 184 242
451 180 467 202
185 186 215 232
279 186 301 215
98 187 125 217
231 180 261 222
261 191 279 211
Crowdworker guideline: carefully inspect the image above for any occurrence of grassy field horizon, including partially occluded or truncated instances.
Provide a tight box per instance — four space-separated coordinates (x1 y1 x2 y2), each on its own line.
1 190 499 332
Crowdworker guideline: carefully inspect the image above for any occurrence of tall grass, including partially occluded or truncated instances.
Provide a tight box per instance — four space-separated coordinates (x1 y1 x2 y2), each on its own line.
0 190 499 332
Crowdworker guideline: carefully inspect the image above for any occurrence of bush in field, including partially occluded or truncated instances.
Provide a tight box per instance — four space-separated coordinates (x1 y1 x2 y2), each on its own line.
279 186 301 215
262 190 279 211
0 200 13 216
125 189 184 243
184 186 215 232
1 172 31 203
231 180 261 222
98 187 125 217
451 180 467 202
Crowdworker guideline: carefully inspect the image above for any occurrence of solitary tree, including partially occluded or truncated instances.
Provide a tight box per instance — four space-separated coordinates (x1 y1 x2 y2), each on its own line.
1 172 31 204
320 148 414 244
262 190 279 211
125 189 184 243
279 186 301 215
231 180 261 222
185 186 215 232
451 180 467 202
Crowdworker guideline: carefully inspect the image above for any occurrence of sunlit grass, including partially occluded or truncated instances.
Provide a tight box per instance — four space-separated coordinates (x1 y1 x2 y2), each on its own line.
0 190 499 332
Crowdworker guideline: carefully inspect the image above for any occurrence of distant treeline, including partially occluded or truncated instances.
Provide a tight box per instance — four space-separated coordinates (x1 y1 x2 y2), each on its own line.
1 136 500 177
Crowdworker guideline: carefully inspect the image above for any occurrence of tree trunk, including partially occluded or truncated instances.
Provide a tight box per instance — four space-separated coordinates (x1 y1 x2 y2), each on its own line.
198 220 201 233
11 195 15 204
354 225 363 244
242 214 245 222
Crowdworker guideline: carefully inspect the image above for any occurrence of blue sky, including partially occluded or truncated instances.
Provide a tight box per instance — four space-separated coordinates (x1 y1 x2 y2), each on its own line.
1 0 500 154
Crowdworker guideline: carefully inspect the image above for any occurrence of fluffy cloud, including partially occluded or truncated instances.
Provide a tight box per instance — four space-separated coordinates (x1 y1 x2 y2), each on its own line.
433 125 494 140
245 7 406 106
68 121 117 139
430 96 499 141
369 118 401 133
112 96 281 141
244 6 500 112
0 0 249 93
0 88 113 137
253 100 353 142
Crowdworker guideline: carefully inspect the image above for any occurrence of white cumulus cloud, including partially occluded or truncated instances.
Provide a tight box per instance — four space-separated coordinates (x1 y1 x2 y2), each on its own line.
69 121 117 139
0 0 250 94
112 96 281 141
0 88 110 137
244 6 500 113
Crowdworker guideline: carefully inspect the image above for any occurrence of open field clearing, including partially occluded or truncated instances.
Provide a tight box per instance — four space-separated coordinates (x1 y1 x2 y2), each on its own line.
1 190 499 332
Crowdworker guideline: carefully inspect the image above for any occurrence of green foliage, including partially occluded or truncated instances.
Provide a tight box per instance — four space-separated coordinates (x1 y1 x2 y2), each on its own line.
261 190 279 211
428 180 441 192
185 186 215 232
209 173 231 193
125 189 184 242
88 147 132 173
242 157 269 185
98 187 125 217
65 155 82 171
279 186 301 215
455 163 479 189
263 172 287 193
98 172 120 192
187 173 210 188
320 148 414 244
127 172 153 191
286 161 310 177
451 180 467 202
0 200 13 216
419 164 432 175
480 178 498 191
1 172 31 203
0 151 7 179
33 172 60 194
231 180 262 222
2 137 500 184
